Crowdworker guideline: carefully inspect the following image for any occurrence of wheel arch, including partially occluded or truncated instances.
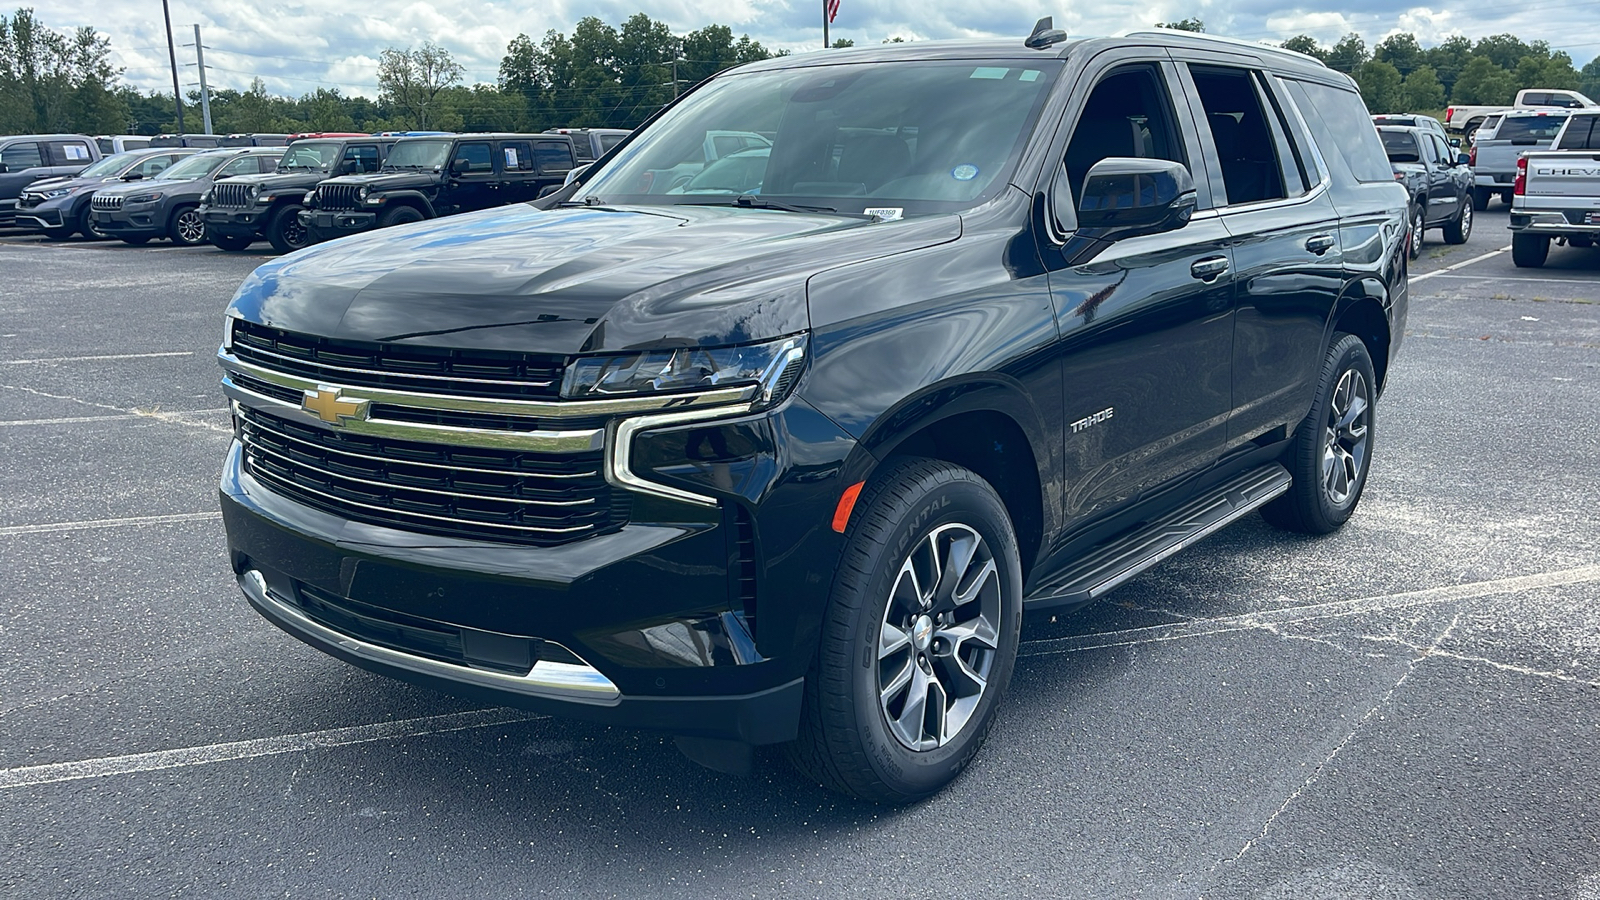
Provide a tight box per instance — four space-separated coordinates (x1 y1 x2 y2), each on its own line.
1330 287 1392 393
378 191 436 218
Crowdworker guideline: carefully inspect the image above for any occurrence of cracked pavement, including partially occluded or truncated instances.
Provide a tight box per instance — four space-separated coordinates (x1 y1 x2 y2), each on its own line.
2 209 1600 898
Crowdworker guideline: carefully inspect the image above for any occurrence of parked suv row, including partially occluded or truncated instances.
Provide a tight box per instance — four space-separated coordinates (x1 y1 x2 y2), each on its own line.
91 147 284 246
14 148 196 239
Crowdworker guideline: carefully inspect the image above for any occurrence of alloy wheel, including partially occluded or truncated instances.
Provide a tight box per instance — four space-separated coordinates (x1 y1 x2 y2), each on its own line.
175 209 205 245
282 216 308 249
1322 369 1370 506
1409 208 1424 258
877 522 1002 751
1459 202 1472 239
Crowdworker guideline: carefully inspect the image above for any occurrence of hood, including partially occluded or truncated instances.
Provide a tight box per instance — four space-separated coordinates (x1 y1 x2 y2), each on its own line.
224 170 328 191
321 171 440 191
94 175 208 197
23 174 130 196
227 202 961 355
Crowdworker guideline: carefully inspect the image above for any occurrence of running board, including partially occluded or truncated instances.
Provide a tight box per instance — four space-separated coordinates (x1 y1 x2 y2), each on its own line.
1023 462 1292 612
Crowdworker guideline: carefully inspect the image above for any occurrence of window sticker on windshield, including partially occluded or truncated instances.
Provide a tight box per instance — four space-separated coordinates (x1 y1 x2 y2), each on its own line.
970 67 1009 80
504 146 519 168
1019 70 1040 82
865 207 903 221
952 164 979 181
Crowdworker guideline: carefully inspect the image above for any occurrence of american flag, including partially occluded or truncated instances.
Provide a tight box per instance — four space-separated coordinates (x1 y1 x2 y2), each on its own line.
826 0 840 23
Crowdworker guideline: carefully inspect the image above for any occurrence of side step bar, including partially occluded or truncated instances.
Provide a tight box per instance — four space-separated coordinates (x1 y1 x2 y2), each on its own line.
1023 462 1292 612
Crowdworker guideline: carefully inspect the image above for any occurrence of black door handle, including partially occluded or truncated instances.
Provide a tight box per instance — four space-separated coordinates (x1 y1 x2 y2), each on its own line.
1190 256 1229 281
1306 234 1335 255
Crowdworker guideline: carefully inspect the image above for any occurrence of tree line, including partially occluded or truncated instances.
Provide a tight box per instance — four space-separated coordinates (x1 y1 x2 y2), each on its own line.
7 5 1600 138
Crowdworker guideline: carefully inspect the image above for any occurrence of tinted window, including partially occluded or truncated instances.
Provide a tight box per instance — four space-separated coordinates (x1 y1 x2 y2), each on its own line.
97 138 114 154
1062 65 1188 207
1 142 42 169
451 142 492 173
124 138 150 150
1380 131 1420 163
1429 135 1454 164
1192 66 1286 205
500 141 534 171
533 141 574 173
1283 79 1393 184
598 132 626 152
217 156 261 178
136 153 183 178
342 144 380 173
1556 116 1600 150
52 141 93 164
1494 114 1569 142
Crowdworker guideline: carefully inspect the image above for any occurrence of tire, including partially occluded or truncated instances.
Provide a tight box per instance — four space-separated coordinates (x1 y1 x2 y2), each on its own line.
1568 236 1593 249
208 229 253 252
168 205 206 246
1511 233 1549 268
77 206 108 241
785 457 1023 804
1407 205 1424 260
1442 198 1472 245
376 205 425 229
119 235 151 245
1472 187 1492 211
1261 333 1377 535
266 204 309 254
40 225 74 241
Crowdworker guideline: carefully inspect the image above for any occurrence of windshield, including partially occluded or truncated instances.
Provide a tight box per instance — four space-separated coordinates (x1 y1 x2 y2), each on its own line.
1379 131 1420 162
78 153 139 178
385 140 452 169
278 142 339 170
1494 114 1569 142
576 59 1062 215
156 153 230 181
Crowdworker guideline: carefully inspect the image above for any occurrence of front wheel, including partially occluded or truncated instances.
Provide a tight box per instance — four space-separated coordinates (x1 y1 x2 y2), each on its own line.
208 229 253 252
1511 233 1549 268
168 206 206 246
1407 205 1424 260
376 205 425 229
266 204 309 254
1442 198 1472 245
1261 333 1377 535
77 206 108 240
786 458 1022 804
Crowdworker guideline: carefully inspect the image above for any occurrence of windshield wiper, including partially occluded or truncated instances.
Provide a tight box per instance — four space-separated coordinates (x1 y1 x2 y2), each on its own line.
678 194 874 219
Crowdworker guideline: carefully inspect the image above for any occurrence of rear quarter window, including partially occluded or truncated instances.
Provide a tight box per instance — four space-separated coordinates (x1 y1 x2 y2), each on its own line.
1494 115 1569 142
1283 79 1392 184
1556 116 1600 150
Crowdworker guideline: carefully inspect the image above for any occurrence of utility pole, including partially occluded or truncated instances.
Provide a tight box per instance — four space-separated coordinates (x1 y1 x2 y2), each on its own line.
672 59 678 99
822 0 829 49
161 0 186 133
185 24 214 134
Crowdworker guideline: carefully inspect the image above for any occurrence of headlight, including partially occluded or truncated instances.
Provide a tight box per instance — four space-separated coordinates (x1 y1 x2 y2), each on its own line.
42 186 76 199
126 192 163 204
561 334 807 408
358 185 369 200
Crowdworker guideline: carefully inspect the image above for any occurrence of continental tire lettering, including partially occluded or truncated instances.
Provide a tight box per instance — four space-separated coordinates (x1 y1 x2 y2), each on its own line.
894 496 950 557
1070 407 1115 434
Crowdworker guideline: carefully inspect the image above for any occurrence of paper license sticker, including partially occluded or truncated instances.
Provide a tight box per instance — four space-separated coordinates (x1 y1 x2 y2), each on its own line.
865 207 903 221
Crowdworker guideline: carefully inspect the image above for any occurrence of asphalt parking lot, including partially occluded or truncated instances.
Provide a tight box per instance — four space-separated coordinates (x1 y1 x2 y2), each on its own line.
2 207 1599 898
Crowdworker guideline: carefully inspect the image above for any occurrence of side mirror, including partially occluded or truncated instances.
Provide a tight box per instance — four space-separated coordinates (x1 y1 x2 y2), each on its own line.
1077 158 1197 240
336 159 357 175
1457 153 1471 167
122 171 144 181
449 157 470 175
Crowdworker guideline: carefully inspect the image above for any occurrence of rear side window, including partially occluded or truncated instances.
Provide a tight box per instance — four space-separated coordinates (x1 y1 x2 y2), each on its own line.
1191 66 1288 205
1 142 42 169
534 141 575 174
1556 116 1600 150
97 138 114 154
51 141 93 163
500 141 535 171
1495 115 1569 142
1283 79 1392 184
598 132 626 153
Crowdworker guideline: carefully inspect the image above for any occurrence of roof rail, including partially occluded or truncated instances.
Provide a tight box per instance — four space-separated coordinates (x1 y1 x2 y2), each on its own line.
1120 29 1329 67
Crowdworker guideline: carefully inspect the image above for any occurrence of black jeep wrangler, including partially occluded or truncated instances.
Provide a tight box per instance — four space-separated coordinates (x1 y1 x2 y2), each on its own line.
201 136 399 253
217 27 1409 803
298 133 575 243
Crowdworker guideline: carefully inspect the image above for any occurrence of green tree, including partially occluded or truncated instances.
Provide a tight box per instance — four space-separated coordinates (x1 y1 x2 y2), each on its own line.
1373 33 1424 76
1157 18 1204 32
1354 59 1403 113
377 41 463 130
1515 52 1580 92
1472 34 1534 71
1450 56 1516 105
830 38 855 48
0 8 125 133
1326 33 1369 74
1424 35 1473 98
1582 55 1600 100
1401 65 1446 112
1281 35 1327 63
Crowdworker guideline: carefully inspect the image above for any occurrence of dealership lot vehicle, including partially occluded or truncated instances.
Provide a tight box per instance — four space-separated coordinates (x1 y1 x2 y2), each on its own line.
14 148 194 240
1380 125 1473 258
90 147 283 246
1445 87 1598 140
94 134 154 154
0 133 101 226
1507 109 1600 267
1372 113 1451 144
201 136 399 252
1470 108 1571 209
546 126 631 162
215 30 1412 803
298 133 573 242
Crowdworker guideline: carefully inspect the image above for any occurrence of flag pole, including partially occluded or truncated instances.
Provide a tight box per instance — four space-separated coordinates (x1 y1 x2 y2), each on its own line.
823 0 829 49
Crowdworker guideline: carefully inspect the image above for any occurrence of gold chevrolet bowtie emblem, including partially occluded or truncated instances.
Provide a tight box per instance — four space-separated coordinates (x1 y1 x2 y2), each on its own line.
300 387 367 425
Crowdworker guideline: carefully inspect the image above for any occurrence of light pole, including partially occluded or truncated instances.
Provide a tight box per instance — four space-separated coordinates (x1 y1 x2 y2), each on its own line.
161 0 186 133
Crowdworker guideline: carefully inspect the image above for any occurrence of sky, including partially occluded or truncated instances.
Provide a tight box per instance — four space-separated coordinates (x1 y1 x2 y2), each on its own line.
36 0 1600 100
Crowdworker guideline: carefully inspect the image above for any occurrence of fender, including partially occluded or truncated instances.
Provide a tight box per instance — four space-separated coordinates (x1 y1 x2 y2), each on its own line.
375 190 437 218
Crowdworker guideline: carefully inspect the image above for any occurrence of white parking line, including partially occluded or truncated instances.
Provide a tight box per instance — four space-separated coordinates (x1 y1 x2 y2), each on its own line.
0 511 222 536
0 414 141 426
1426 273 1599 285
1410 246 1511 283
3 351 192 365
0 709 545 790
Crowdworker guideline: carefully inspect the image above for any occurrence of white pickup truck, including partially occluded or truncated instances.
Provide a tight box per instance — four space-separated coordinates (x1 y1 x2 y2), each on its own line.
1447 89 1599 141
1507 110 1600 267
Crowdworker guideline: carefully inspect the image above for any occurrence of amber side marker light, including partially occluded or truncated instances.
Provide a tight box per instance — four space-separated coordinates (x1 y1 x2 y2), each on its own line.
831 481 865 533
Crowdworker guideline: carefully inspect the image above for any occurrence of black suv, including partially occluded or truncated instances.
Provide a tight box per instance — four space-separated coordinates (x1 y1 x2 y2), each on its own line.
217 29 1409 803
1379 125 1474 258
201 137 398 253
298 133 574 242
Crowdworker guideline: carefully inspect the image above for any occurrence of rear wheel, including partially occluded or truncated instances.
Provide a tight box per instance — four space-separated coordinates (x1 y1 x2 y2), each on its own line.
786 458 1022 804
1407 205 1424 260
266 204 309 253
168 205 206 246
377 205 425 228
1472 187 1492 211
1442 198 1472 245
1511 233 1549 268
1262 333 1376 535
208 229 253 252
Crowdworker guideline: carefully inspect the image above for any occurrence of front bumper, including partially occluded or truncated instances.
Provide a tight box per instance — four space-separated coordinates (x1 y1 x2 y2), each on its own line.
300 208 377 241
16 209 65 230
92 205 165 237
202 205 268 237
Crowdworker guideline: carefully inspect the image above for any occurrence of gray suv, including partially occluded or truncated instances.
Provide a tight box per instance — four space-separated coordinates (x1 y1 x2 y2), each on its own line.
15 148 194 240
0 134 101 227
90 147 282 246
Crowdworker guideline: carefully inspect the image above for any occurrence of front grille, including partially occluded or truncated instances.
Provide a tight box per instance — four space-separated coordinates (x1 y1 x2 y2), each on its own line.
316 183 362 210
92 194 124 211
237 405 624 545
212 182 254 208
231 320 565 401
